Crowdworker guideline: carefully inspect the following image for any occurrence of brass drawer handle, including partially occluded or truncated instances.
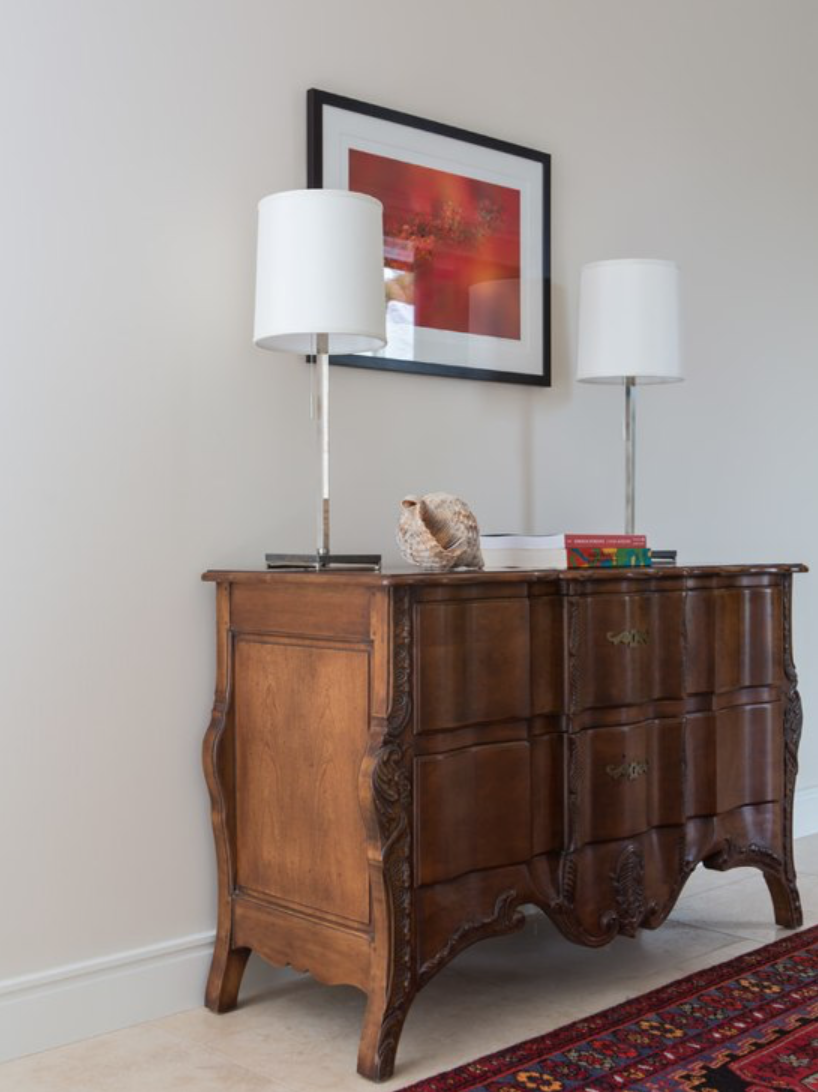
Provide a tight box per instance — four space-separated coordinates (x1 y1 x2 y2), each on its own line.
606 758 650 781
606 629 649 647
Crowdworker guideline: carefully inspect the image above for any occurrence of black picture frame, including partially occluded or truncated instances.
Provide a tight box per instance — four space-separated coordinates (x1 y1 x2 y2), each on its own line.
308 89 551 387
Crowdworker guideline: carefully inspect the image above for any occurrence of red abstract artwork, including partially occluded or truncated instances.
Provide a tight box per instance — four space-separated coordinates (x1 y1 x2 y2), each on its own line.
349 149 521 340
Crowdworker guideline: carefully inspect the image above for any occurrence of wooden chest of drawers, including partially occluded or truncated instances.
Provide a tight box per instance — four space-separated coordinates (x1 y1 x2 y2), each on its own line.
202 565 805 1080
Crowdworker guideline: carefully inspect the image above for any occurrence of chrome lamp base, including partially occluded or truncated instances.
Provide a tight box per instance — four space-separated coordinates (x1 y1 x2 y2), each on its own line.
265 552 381 571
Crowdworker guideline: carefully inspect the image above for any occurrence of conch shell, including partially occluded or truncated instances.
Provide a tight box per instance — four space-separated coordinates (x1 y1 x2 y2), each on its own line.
396 493 484 571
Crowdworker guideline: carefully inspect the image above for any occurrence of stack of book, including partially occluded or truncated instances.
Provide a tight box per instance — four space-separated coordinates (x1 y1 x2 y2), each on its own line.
480 533 660 570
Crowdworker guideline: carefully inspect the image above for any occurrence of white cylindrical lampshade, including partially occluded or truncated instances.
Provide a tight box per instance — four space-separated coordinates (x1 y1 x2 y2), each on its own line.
577 259 682 383
254 188 387 355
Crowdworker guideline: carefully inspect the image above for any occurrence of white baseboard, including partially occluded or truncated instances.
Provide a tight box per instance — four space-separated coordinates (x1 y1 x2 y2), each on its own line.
0 928 292 1066
0 931 217 1064
4 790 818 1066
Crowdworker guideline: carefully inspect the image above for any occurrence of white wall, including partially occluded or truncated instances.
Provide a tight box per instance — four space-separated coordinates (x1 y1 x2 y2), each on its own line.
1 0 817 1058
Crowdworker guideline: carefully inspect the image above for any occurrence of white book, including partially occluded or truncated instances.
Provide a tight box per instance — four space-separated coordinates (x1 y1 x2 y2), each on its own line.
481 547 569 569
481 532 647 549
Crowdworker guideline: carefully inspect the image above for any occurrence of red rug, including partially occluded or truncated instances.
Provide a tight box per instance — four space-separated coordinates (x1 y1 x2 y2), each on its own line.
398 925 818 1091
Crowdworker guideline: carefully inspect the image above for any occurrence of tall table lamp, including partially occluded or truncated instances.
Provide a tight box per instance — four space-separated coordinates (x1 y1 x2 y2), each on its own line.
253 188 387 569
577 258 682 535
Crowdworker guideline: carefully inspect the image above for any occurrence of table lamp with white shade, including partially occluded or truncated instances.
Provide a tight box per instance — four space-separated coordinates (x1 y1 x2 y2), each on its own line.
577 258 682 535
253 188 387 569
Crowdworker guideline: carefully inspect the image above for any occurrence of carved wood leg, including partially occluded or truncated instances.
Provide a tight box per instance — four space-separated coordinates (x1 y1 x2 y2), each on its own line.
203 694 248 1013
203 585 249 1014
703 844 803 930
357 991 414 1082
773 571 804 932
764 871 803 930
359 587 417 1082
205 943 251 1013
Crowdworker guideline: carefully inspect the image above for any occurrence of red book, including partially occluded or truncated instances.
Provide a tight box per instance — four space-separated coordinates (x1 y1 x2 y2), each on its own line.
558 533 647 549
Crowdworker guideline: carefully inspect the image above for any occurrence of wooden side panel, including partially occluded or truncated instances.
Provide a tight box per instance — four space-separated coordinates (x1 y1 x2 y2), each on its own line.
574 720 685 846
685 586 783 694
416 599 530 731
234 638 370 925
571 592 685 712
415 742 532 885
232 895 370 991
686 703 784 816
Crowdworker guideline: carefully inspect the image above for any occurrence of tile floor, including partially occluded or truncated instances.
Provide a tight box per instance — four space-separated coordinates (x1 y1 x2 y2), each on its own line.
4 834 818 1092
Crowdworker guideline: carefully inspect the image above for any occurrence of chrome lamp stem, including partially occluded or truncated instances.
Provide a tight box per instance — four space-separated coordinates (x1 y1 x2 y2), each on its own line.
625 377 636 536
265 337 380 571
316 336 330 562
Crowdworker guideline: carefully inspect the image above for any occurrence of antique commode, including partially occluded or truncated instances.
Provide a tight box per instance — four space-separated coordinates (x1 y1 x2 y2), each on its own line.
202 564 805 1080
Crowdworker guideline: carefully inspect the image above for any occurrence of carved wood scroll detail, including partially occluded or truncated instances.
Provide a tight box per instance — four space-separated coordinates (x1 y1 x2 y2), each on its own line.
418 890 525 986
705 839 784 873
604 843 658 938
548 855 618 948
782 574 804 921
568 597 582 715
370 587 415 1076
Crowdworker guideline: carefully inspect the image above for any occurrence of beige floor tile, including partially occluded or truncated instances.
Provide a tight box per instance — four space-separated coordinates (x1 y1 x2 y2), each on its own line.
0 1024 284 1092
156 980 369 1089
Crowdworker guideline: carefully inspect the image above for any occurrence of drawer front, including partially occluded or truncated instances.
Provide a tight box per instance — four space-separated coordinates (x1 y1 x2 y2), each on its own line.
416 599 530 731
685 586 784 694
685 702 784 817
415 741 534 885
570 592 685 713
573 719 685 846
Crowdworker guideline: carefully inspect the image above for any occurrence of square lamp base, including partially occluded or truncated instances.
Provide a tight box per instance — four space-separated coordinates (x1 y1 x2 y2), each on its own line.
265 552 381 571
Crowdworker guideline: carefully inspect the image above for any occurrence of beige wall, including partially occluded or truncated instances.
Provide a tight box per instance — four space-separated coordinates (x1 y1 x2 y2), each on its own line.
1 0 817 991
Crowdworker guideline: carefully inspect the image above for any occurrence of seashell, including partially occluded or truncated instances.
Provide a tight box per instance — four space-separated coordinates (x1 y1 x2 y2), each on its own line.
396 492 484 571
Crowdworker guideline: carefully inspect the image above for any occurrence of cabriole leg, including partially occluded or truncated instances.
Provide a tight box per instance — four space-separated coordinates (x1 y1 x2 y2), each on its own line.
764 870 803 929
205 943 251 1013
357 991 413 1082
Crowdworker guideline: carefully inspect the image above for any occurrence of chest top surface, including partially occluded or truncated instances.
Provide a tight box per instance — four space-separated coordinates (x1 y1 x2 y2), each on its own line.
203 563 806 585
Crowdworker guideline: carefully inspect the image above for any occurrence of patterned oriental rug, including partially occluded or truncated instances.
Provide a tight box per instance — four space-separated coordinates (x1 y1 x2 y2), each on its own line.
397 925 818 1092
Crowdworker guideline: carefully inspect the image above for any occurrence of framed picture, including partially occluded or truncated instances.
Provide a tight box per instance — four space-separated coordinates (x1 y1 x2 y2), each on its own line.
308 89 551 386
